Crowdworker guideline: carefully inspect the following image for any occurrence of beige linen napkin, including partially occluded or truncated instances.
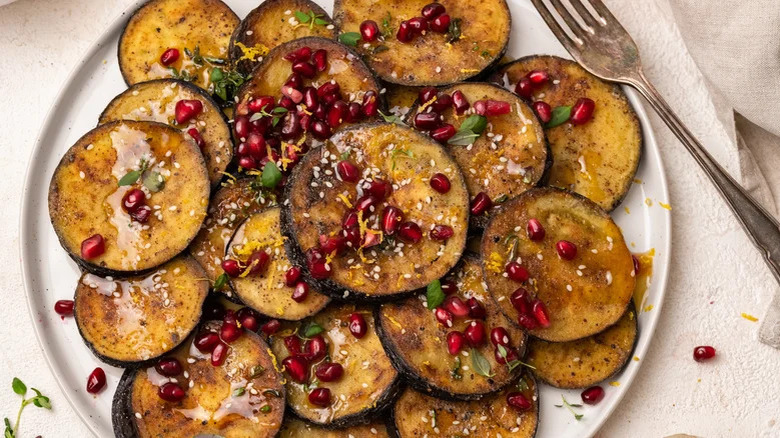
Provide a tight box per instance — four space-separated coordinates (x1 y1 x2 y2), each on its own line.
667 0 780 347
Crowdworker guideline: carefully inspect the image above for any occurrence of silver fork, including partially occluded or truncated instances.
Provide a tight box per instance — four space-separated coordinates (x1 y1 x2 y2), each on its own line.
531 0 780 284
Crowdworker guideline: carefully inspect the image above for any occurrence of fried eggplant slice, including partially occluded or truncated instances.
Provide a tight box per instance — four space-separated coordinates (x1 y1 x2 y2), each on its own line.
118 0 239 90
280 418 391 437
491 55 642 211
527 303 638 388
385 84 420 121
230 0 337 75
48 120 209 276
333 0 511 86
99 79 232 187
112 322 285 438
407 82 549 228
226 208 330 320
281 123 469 301
269 303 401 427
481 187 635 342
377 256 527 400
74 256 208 367
390 373 538 437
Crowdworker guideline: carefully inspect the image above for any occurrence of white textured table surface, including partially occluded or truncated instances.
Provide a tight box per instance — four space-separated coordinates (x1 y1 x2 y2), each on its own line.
1 0 778 437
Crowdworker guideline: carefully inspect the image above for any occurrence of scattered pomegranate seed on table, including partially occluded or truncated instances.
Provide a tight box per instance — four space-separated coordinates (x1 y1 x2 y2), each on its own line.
86 367 106 394
693 345 716 362
581 386 605 405
54 300 74 317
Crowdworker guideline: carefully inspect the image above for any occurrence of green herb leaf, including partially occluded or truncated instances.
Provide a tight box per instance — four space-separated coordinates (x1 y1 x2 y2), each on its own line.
118 169 142 186
338 32 362 47
381 12 393 37
232 387 246 397
314 17 329 25
447 130 480 146
7 380 51 437
294 11 310 22
481 50 491 58
213 273 228 291
302 322 324 338
209 68 249 103
11 379 25 396
379 110 404 125
447 17 462 43
142 171 165 192
557 395 584 421
470 348 494 377
426 279 445 310
459 115 488 134
373 45 389 54
546 105 572 128
261 161 282 188
210 67 224 82
260 405 272 413
272 106 288 114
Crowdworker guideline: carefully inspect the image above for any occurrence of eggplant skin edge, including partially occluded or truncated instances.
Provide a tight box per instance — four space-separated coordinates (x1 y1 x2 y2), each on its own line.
112 368 140 438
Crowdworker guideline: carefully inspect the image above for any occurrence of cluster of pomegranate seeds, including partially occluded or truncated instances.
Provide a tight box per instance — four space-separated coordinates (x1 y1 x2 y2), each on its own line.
284 266 312 303
80 234 105 260
122 188 151 223
511 287 550 330
86 367 106 394
412 88 506 146
153 357 187 402
693 345 716 362
221 250 270 279
160 48 179 66
581 385 604 405
515 69 596 126
396 3 451 43
54 299 74 317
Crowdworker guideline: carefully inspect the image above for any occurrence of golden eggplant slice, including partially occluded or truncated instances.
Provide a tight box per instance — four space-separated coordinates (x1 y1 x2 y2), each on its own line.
377 256 527 400
118 0 239 90
481 187 635 342
112 322 285 438
527 303 638 388
99 79 232 187
391 373 538 437
281 123 469 301
333 0 511 86
407 82 549 228
48 120 209 276
230 0 337 75
491 55 642 211
385 84 420 120
74 256 208 366
226 208 330 320
280 418 391 437
269 303 400 427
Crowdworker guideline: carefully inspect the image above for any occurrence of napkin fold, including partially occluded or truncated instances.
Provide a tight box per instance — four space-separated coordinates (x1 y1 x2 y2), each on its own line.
667 0 780 347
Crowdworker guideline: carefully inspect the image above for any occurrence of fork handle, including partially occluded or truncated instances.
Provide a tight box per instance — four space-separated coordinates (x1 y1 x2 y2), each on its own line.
629 71 780 283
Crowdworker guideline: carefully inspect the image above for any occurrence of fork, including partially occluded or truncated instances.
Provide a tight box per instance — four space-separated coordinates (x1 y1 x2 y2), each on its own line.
530 0 780 284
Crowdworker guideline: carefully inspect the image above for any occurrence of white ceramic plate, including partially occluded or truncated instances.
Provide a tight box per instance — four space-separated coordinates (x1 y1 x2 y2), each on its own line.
20 0 671 436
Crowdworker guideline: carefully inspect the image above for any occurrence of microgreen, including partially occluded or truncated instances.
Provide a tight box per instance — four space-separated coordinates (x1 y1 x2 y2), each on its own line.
546 105 572 128
379 110 405 125
232 387 246 397
426 279 445 310
169 67 193 82
4 378 51 438
260 405 272 413
249 106 288 127
554 395 584 421
470 348 494 377
142 170 165 192
448 114 487 146
302 322 324 338
295 10 329 29
210 67 249 103
213 273 228 291
496 344 536 372
447 18 462 43
338 32 362 47
381 12 393 37
260 161 282 189
118 159 148 186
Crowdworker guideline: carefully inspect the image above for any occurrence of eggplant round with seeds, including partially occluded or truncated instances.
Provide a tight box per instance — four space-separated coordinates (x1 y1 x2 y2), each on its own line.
118 0 239 90
112 322 285 438
490 55 642 211
229 0 337 75
99 79 233 187
226 208 330 320
481 187 635 342
280 418 391 437
74 256 208 367
269 303 401 428
281 122 470 301
48 120 210 276
333 0 511 86
377 256 527 400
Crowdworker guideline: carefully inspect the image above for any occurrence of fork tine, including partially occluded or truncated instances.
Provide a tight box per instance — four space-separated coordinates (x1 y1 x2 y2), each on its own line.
529 0 584 55
548 0 588 42
583 0 622 28
567 0 601 29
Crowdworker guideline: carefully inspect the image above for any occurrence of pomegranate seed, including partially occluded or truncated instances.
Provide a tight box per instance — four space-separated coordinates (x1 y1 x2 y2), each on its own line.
221 321 242 344
302 87 319 111
80 234 105 260
570 98 595 125
531 299 551 328
361 231 381 248
236 307 260 332
435 307 453 327
347 102 362 122
533 101 552 123
174 99 203 124
86 367 106 394
283 356 309 383
430 173 451 193
367 179 393 199
247 133 265 160
315 362 344 382
398 222 423 243
239 156 258 170
308 388 331 406
247 251 270 276
284 73 303 89
443 296 469 317
518 314 538 330
362 91 378 117
490 327 511 347
527 69 549 85
281 112 302 140
248 96 274 113
250 116 270 135
360 20 380 42
430 14 450 33
194 331 220 353
407 17 428 34
581 386 605 405
473 100 487 115
506 392 532 411
414 112 440 130
431 93 453 112
131 206 151 223
278 95 296 110
464 321 486 347
381 206 404 235
355 195 378 213
505 262 529 283
466 297 486 319
187 128 205 148
527 218 545 241
221 259 242 277
327 100 348 129
342 210 359 229
284 335 302 355
155 358 183 376
397 21 413 42
515 78 534 99
485 100 511 116
337 160 360 182
446 331 465 355
234 115 250 138
292 282 309 302
318 81 340 98
430 224 454 241
306 248 332 279
421 2 446 19
441 280 458 295
292 61 316 78
349 313 367 338
285 267 302 287
430 124 456 143
282 85 304 104
556 240 577 260
419 87 438 103
160 48 179 66
451 90 470 114
303 335 328 362
495 346 519 364
632 255 641 275
313 49 327 72
310 120 331 140
54 300 74 316
261 319 281 335
158 382 186 402
693 346 716 362
470 192 492 216
320 234 346 256
284 46 312 62
211 342 229 365
510 288 531 315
